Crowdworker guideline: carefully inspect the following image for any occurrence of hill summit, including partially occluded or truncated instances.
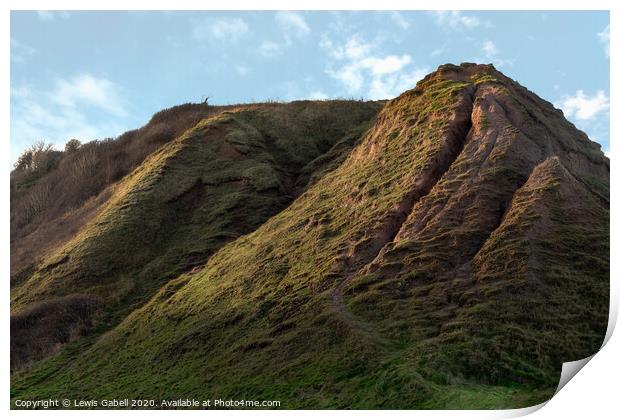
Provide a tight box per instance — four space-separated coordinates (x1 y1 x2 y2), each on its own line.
11 63 609 409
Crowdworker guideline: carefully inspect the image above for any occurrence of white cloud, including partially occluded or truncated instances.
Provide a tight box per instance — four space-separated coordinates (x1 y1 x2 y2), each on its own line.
368 68 429 100
50 74 127 117
323 36 373 61
257 12 310 58
431 11 480 30
598 25 610 58
275 11 310 36
557 90 610 121
11 75 131 162
11 38 36 63
281 85 329 102
389 11 410 30
37 11 71 21
193 17 249 42
482 40 498 57
360 55 412 76
473 40 514 67
259 41 284 58
322 35 427 99
235 64 250 75
37 11 54 20
328 63 364 92
309 90 329 100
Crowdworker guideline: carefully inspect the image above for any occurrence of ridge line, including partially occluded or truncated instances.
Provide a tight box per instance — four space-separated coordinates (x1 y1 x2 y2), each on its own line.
330 85 477 346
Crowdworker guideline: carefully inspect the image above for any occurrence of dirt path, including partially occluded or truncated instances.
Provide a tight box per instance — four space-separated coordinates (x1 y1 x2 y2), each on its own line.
330 274 391 347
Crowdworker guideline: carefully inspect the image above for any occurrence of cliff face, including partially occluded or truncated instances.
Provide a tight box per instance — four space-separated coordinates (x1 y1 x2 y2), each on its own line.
11 64 609 409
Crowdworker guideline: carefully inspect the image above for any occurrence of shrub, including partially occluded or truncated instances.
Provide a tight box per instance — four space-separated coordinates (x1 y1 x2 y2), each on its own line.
10 294 102 370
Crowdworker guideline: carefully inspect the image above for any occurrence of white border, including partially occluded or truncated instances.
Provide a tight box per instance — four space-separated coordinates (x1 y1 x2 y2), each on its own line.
2 1 617 419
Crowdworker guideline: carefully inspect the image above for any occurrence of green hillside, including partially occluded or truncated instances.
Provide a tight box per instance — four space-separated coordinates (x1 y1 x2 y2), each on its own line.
10 100 382 369
11 64 609 409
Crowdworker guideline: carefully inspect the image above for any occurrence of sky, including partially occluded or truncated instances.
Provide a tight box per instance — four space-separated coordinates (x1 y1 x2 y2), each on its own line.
10 10 610 163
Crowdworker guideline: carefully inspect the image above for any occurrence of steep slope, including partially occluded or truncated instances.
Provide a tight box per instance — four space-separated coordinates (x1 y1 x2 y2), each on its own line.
11 64 609 409
11 102 227 281
10 100 383 369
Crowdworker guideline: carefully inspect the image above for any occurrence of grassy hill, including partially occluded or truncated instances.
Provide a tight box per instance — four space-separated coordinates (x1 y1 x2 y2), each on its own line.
11 64 609 409
10 99 383 369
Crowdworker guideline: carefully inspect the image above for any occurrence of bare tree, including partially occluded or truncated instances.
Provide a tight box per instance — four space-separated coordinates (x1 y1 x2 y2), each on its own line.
65 139 82 153
13 141 56 173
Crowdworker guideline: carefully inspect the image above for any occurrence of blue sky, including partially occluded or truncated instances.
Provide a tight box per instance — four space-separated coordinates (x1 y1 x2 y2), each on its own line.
10 10 610 163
